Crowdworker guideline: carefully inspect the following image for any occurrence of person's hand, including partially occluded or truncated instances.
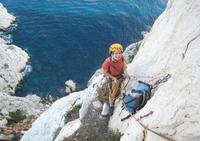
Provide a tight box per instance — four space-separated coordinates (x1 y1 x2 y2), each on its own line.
113 77 119 84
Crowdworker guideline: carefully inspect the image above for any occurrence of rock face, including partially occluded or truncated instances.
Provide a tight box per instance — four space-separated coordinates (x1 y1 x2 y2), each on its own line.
0 3 47 139
0 3 15 31
21 91 83 141
123 41 141 64
0 93 47 127
65 80 79 94
20 74 106 141
109 0 200 141
0 42 29 95
0 3 29 95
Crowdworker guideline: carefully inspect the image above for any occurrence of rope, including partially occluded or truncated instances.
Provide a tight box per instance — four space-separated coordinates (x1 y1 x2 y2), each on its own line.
121 77 131 90
101 72 170 92
128 71 170 82
99 74 175 140
127 73 171 89
119 74 175 141
122 99 175 141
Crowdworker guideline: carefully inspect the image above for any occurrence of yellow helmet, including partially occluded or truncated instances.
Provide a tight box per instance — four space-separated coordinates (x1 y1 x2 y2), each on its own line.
109 43 124 54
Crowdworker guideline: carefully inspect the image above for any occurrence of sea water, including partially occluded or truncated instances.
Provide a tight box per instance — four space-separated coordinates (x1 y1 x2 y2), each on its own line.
0 0 167 97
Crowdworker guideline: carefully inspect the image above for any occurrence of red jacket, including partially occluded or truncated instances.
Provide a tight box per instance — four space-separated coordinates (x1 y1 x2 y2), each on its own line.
102 56 125 77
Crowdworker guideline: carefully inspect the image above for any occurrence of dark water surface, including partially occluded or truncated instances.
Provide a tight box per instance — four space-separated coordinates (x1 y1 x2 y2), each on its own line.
0 0 167 97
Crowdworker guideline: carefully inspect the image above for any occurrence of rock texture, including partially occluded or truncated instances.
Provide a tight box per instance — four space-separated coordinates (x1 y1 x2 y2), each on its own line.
55 119 82 141
65 80 79 94
0 3 48 139
109 0 200 141
0 42 29 95
0 93 47 126
0 3 29 95
0 3 15 31
123 41 141 64
20 74 106 141
20 90 85 141
0 93 47 141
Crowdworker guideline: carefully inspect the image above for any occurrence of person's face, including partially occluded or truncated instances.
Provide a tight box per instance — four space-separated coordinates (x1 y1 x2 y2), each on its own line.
111 50 122 61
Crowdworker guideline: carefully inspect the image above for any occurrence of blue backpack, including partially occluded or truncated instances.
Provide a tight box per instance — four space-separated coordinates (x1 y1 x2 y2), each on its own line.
121 81 152 121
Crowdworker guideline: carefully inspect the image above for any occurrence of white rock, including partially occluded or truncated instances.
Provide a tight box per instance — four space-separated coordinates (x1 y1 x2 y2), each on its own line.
0 92 46 119
0 4 46 130
0 43 29 95
123 41 142 64
55 119 82 141
92 100 103 112
20 90 86 141
0 3 15 31
65 80 77 93
0 38 6 44
25 94 41 104
87 68 103 87
0 119 8 128
65 87 71 94
79 74 105 120
0 3 29 95
0 108 8 116
21 74 106 141
109 0 200 141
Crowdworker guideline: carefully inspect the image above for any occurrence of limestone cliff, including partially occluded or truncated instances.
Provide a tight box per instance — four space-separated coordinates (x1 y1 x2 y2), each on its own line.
0 3 29 95
0 3 15 31
0 4 47 140
0 40 29 95
109 0 200 140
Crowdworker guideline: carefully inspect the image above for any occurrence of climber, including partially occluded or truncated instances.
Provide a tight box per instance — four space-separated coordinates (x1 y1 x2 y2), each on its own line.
101 43 130 116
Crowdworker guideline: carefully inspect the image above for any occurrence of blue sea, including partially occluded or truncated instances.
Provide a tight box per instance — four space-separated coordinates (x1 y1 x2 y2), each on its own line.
0 0 167 97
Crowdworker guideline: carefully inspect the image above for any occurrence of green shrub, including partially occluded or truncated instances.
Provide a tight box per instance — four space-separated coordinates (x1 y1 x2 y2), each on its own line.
7 109 26 125
107 131 123 141
64 105 81 123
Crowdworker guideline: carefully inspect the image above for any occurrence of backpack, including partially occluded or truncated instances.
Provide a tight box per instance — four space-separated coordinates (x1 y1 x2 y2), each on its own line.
121 80 152 121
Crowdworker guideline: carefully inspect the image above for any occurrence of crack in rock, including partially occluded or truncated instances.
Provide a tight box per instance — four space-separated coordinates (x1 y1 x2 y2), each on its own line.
142 129 147 141
0 74 8 83
182 34 200 59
